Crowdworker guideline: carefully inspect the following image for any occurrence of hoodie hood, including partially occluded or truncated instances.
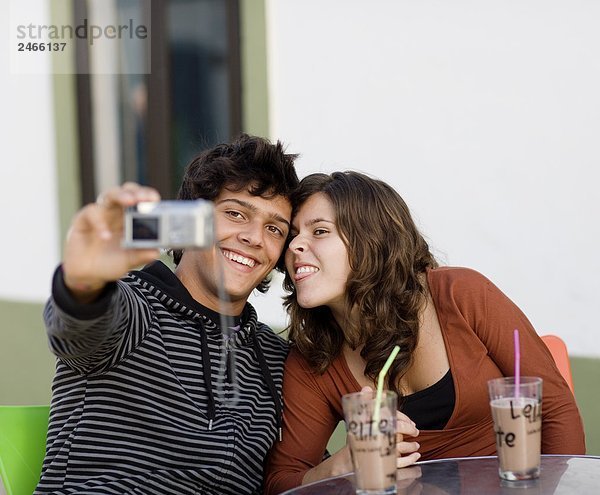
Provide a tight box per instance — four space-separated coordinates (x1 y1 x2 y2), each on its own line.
128 260 283 437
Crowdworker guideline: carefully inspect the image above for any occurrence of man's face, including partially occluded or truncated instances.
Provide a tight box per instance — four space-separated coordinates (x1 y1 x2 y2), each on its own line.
177 186 292 315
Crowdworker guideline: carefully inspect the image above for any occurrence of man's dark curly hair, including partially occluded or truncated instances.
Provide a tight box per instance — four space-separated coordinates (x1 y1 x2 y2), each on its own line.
171 133 299 293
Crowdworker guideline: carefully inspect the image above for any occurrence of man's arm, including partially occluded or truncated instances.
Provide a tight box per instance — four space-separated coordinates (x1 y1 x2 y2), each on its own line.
45 183 161 373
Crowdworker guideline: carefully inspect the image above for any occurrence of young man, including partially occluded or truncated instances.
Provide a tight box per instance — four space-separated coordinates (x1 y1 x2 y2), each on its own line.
37 135 299 494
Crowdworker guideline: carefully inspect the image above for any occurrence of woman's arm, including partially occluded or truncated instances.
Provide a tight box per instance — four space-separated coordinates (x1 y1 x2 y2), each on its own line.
264 352 422 494
300 446 353 485
472 272 585 453
264 350 342 494
301 409 421 486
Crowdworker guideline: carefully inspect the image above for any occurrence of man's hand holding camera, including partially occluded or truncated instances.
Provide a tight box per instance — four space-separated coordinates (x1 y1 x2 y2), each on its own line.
62 182 161 303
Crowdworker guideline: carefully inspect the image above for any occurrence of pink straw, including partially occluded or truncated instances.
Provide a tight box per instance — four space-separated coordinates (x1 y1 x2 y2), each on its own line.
514 329 521 399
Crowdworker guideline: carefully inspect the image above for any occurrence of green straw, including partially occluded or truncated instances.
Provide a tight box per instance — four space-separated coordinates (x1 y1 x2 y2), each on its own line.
373 345 400 426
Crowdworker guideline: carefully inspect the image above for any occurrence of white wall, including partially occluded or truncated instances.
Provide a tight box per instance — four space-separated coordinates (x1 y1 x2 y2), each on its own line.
1 0 60 302
259 0 600 356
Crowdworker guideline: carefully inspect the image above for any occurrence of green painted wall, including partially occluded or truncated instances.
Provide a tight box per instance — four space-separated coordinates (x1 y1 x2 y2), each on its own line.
51 0 81 241
240 0 270 136
572 357 600 456
0 300 54 405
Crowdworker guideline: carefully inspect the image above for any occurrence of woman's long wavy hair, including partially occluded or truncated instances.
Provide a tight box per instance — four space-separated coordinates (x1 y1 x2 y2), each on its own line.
284 172 438 395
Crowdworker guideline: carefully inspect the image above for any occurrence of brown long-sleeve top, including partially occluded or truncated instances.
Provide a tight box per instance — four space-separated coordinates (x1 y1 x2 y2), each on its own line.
264 267 586 495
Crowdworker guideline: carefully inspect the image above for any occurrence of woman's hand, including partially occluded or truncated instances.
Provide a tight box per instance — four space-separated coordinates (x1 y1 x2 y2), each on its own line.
359 386 421 468
396 410 421 468
301 445 353 485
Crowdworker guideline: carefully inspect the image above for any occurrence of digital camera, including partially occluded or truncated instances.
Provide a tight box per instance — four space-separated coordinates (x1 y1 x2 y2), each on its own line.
123 200 214 249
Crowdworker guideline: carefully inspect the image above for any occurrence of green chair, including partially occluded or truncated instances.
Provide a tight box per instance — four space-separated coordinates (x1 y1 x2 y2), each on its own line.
0 405 49 495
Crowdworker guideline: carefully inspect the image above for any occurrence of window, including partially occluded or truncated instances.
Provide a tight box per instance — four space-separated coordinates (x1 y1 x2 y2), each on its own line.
75 0 241 203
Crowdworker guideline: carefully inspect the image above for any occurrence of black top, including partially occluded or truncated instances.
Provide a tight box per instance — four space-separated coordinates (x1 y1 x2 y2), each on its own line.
400 369 455 430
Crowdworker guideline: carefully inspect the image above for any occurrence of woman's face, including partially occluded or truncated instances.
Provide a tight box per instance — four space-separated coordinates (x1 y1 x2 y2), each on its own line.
286 193 352 315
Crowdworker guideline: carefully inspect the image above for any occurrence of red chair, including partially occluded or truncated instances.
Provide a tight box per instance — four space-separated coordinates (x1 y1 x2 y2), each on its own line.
541 335 575 393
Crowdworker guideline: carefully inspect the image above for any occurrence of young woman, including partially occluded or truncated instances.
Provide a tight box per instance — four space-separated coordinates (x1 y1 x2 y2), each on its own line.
264 171 585 495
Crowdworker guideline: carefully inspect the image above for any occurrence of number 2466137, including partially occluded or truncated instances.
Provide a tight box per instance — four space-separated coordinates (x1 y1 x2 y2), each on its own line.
18 42 67 52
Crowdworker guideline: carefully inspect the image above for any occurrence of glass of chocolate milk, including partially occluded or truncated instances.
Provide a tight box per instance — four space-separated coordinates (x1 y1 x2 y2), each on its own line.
487 377 543 481
342 390 398 495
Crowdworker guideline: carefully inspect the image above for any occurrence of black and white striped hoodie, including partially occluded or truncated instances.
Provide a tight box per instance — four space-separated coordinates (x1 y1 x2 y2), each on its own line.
37 261 288 495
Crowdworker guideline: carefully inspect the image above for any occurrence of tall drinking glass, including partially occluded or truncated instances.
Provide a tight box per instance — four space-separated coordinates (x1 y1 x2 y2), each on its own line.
488 377 543 481
342 390 398 495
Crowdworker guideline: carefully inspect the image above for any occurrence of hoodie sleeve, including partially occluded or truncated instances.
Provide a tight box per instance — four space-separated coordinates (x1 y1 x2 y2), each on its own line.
44 265 153 376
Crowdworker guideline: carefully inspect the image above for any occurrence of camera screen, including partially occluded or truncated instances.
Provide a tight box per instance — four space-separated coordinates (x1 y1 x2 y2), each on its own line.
131 217 159 240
